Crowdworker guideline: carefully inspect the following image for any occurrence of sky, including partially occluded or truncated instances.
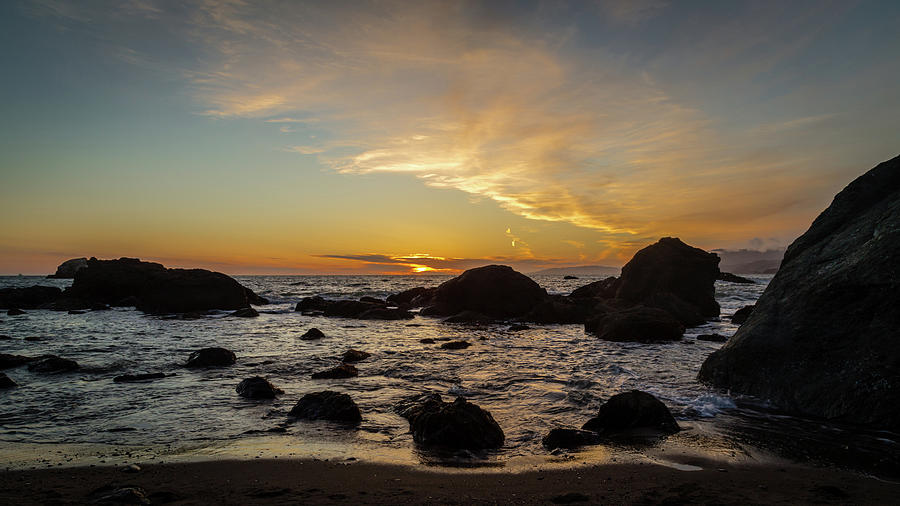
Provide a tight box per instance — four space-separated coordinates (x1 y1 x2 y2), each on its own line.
1 0 898 275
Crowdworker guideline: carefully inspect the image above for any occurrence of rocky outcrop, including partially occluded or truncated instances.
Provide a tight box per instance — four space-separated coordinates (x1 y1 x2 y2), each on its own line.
340 349 371 362
395 394 504 449
585 306 684 342
423 265 547 318
582 390 680 434
717 272 755 284
63 257 267 314
0 286 63 309
542 428 602 449
569 277 619 299
386 287 436 307
307 298 414 320
229 307 259 318
295 296 326 312
441 311 494 324
236 377 283 399
699 155 900 430
300 328 325 340
440 340 471 350
730 305 754 325
289 391 361 423
27 355 79 373
47 257 88 278
185 347 236 368
311 364 358 379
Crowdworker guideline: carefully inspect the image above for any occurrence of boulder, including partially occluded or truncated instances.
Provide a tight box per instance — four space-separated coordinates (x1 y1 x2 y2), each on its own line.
113 373 168 383
717 272 755 284
0 286 63 309
730 305 755 325
236 377 283 399
387 287 436 307
47 257 88 278
400 395 504 449
616 238 720 320
185 347 236 368
359 296 385 304
697 333 727 343
442 311 494 324
424 265 547 318
0 353 34 370
7 308 25 316
582 390 680 434
323 300 380 318
585 306 684 342
440 340 471 350
699 155 900 430
419 338 436 344
63 257 268 314
523 295 594 324
229 307 259 318
542 428 602 449
340 349 371 362
289 391 361 423
569 277 619 299
0 372 17 388
300 328 325 340
394 392 445 421
27 355 79 373
295 296 326 312
311 363 358 379
563 275 579 280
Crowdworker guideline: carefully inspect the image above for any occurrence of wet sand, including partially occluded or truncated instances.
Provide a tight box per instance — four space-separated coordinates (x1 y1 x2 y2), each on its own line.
1 458 896 505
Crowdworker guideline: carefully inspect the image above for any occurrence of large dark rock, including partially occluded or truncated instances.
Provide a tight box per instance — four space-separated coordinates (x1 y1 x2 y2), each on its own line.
185 347 236 368
440 340 471 350
0 353 34 370
523 295 594 324
7 308 25 316
717 272 755 284
47 257 88 278
300 328 325 340
295 296 326 312
542 428 602 449
0 372 17 388
311 363 358 379
229 307 259 318
63 257 267 314
340 349 371 362
582 390 680 434
730 305 755 325
699 155 900 430
569 277 619 299
424 265 547 318
616 237 720 320
27 355 79 373
323 300 381 318
441 311 493 324
236 377 283 399
289 391 361 423
0 286 63 309
396 394 504 449
585 306 684 342
386 287 436 307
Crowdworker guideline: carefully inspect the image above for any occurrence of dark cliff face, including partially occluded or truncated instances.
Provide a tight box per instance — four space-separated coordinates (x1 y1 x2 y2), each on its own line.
699 155 900 431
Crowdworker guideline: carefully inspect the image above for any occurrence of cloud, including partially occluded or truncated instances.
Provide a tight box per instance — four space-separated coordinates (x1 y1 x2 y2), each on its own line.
316 252 569 274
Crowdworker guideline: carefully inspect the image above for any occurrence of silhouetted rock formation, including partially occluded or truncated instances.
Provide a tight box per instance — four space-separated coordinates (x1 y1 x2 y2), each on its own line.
27 355 79 373
386 286 436 306
289 391 361 423
0 286 62 309
311 363 358 379
441 311 493 324
582 390 680 434
300 328 325 340
185 347 236 368
700 155 900 430
295 296 326 312
236 377 283 399
340 349 371 363
423 265 547 318
439 340 471 350
0 372 17 388
730 305 755 325
569 277 619 299
395 394 504 449
585 306 684 342
542 428 602 449
58 257 267 313
229 307 259 318
717 272 755 284
47 257 88 278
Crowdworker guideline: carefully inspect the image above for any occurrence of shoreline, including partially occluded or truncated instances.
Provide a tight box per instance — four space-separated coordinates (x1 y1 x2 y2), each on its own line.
2 457 897 505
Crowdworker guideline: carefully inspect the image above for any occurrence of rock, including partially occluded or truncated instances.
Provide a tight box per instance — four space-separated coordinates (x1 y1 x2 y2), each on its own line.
730 305 755 325
23 335 42 341
87 485 150 504
68 310 86 315
236 377 284 399
185 347 236 368
7 308 25 316
0 353 34 370
425 265 547 318
113 373 168 383
585 306 684 342
300 328 325 340
582 390 680 434
640 292 706 327
523 295 595 324
402 396 504 449
295 296 326 312
27 355 79 373
442 311 494 324
542 428 602 449
289 391 361 423
699 155 900 430
121 464 141 473
394 392 445 421
0 335 10 340
359 296 385 304
419 338 436 344
47 257 88 278
356 307 414 320
63 257 268 314
508 324 531 331
0 372 17 388
340 349 371 362
0 286 63 309
563 275 579 280
569 277 619 299
440 340 471 350
386 287 436 307
229 307 259 318
697 333 727 343
615 238 720 322
323 300 381 318
311 363 358 379
717 272 755 284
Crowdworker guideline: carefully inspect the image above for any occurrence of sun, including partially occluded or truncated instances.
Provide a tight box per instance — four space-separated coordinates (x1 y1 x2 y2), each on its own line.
411 265 434 273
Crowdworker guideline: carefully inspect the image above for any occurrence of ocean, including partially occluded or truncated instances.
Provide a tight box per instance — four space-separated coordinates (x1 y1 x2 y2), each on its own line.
1 274 896 474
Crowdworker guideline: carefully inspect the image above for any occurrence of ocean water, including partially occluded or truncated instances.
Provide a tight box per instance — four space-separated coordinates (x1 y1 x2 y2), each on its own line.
0 274 897 474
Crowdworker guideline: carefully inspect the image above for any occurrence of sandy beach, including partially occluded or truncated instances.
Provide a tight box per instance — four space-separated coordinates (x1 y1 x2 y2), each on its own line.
2 457 897 505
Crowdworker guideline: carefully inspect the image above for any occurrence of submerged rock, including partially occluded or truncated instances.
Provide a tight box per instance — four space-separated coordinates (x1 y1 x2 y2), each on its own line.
585 306 684 342
717 272 755 284
185 347 236 368
229 307 259 318
730 305 755 325
542 428 602 449
563 275 579 280
27 355 79 373
582 390 680 435
425 265 547 318
442 311 493 324
300 328 325 340
0 353 34 370
400 395 504 449
340 349 371 362
7 308 25 316
0 372 17 388
440 340 471 350
47 257 88 278
236 377 283 399
289 391 361 423
311 363 358 379
700 155 900 430
419 338 435 344
0 286 63 309
113 373 168 383
697 333 728 343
